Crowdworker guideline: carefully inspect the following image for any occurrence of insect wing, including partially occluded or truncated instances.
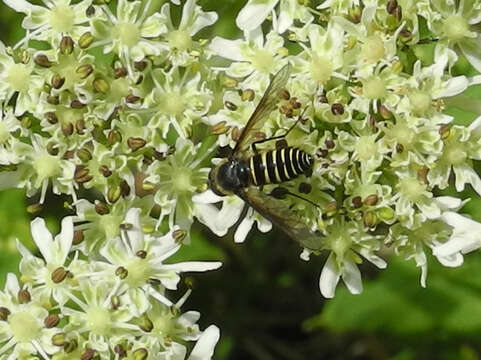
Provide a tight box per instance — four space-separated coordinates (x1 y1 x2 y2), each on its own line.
238 187 323 251
233 64 291 156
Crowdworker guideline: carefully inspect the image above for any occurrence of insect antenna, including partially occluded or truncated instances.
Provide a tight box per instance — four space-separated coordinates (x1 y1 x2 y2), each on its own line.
269 186 320 209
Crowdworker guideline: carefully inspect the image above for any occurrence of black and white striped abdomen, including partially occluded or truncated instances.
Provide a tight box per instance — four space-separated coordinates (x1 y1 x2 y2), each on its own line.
249 147 313 186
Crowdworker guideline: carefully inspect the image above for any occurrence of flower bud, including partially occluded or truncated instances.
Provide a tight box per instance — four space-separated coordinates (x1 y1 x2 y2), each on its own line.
44 314 60 328
27 203 43 215
78 32 94 49
34 54 52 67
93 77 110 93
133 348 148 360
363 211 378 228
128 137 147 151
51 267 68 283
52 332 67 346
76 64 94 79
60 36 74 55
108 186 121 203
378 207 395 222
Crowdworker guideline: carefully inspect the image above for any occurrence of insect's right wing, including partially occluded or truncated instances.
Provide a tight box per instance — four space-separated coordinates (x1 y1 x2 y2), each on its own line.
237 187 324 251
232 64 291 157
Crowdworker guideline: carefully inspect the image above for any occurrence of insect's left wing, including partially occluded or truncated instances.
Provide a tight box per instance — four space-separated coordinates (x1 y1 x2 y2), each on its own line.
232 64 291 156
237 187 323 251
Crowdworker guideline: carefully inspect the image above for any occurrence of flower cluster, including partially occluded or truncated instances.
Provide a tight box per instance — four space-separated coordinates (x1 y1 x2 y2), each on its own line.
0 0 481 357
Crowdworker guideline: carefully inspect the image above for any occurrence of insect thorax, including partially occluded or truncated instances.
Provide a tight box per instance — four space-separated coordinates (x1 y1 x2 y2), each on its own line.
209 158 250 196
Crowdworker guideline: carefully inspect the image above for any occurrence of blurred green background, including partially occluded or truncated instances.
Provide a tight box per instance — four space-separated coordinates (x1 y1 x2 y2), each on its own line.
2 1 481 359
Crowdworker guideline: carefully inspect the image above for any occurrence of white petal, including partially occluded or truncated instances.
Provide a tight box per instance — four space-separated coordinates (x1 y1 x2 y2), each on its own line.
234 212 255 243
188 325 220 360
235 0 278 31
162 261 222 272
189 10 218 36
56 216 73 265
194 203 228 237
436 253 464 267
31 217 53 264
342 259 363 295
192 190 223 204
123 208 143 253
319 253 340 298
460 36 481 73
433 196 463 211
439 76 469 98
433 235 477 257
5 273 19 295
209 37 245 61
3 0 32 12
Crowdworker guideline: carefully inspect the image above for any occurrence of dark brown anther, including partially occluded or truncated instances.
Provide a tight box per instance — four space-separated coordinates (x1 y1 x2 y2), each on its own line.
128 137 147 151
99 165 112 177
44 314 60 328
386 0 398 14
134 60 147 71
47 142 59 156
114 344 126 357
352 196 363 208
61 122 74 137
317 148 328 158
75 119 85 134
325 139 335 149
95 201 110 215
396 143 404 153
331 103 344 115
63 150 75 160
393 6 402 21
417 167 429 184
60 36 74 55
400 29 412 39
81 348 96 360
363 194 379 206
126 95 141 104
73 230 84 245
289 97 301 109
318 94 328 103
107 130 122 145
71 100 86 109
46 95 59 105
51 74 65 89
86 5 95 17
0 307 10 321
120 180 131 197
51 267 68 283
224 101 237 111
18 289 31 304
136 250 147 259
34 54 52 68
45 112 58 124
114 67 128 78
74 165 92 184
280 89 290 100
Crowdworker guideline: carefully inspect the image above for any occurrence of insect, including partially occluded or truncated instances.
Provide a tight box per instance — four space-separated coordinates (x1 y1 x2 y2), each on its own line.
209 64 322 251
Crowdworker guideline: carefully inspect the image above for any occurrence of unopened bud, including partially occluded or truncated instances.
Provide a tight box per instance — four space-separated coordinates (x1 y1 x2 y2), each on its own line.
378 207 395 222
222 76 237 88
44 314 60 328
76 64 94 79
128 137 147 151
60 36 74 55
78 32 94 49
27 203 43 215
34 54 52 67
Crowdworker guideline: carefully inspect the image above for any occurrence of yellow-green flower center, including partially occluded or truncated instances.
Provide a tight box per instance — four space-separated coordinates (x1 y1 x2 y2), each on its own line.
355 136 378 161
363 77 387 99
399 177 426 202
158 92 186 116
10 311 41 342
125 257 152 287
391 122 415 148
167 30 193 51
443 15 469 42
310 54 333 84
251 49 275 73
361 35 385 64
86 306 111 335
33 154 61 180
173 167 193 193
7 64 31 93
445 145 467 165
99 214 123 239
113 22 141 47
50 4 75 33
409 91 431 115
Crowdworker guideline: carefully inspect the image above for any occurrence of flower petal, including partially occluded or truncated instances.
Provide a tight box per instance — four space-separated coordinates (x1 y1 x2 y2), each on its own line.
319 253 340 298
188 325 220 360
31 217 53 264
342 259 363 295
236 0 279 31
